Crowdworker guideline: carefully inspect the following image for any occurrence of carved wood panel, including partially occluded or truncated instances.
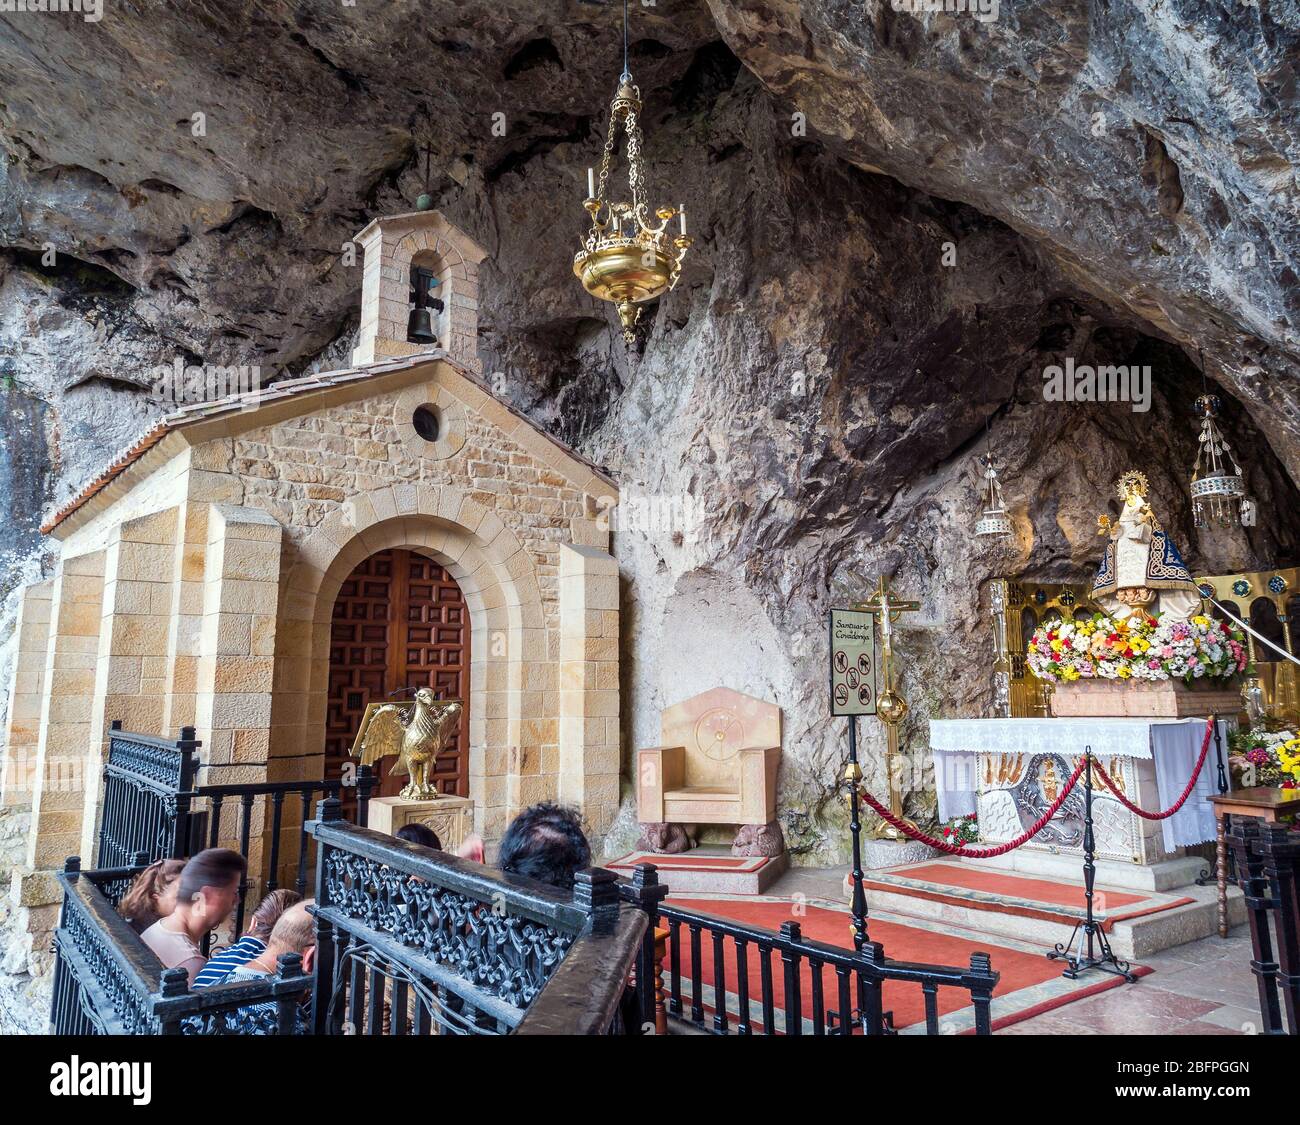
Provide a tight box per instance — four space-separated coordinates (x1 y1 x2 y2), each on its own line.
325 549 470 807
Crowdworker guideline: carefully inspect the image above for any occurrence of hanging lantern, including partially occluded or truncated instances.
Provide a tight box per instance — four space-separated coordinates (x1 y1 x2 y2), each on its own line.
975 424 1013 538
574 2 691 344
1190 349 1254 528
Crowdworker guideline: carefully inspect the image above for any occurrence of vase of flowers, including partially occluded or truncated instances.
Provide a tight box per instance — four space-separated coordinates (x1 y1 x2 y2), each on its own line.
1026 612 1247 718
1228 726 1300 789
939 813 979 846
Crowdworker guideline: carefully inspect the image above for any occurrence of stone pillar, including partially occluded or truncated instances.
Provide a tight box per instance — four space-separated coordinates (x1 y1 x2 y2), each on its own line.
194 503 281 785
557 543 621 836
193 504 281 875
0 580 54 810
10 551 105 980
79 507 179 861
161 501 211 734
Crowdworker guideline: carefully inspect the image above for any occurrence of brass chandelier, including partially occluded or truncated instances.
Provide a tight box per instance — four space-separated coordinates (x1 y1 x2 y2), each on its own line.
574 0 691 343
1189 347 1255 528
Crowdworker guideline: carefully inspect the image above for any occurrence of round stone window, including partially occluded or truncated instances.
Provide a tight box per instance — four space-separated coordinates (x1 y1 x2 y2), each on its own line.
412 404 442 442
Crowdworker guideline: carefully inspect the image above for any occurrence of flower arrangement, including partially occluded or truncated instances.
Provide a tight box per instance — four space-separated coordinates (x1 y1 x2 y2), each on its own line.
1228 726 1300 789
940 813 978 846
1026 612 1247 685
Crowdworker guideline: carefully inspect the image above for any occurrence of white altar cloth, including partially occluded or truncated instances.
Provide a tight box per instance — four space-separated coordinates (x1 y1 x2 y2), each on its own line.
928 717 1232 851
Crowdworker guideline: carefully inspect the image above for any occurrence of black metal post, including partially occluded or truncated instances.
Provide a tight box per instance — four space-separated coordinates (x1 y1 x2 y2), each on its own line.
1047 746 1137 982
847 716 868 950
1212 713 1228 795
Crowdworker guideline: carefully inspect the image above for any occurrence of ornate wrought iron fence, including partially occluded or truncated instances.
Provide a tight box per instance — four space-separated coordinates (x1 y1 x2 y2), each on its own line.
51 857 312 1035
1227 818 1300 1034
96 724 376 939
308 801 647 1035
96 721 200 868
617 864 999 1035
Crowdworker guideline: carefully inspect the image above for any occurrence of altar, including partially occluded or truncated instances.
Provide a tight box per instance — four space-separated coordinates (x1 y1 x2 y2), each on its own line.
929 716 1233 866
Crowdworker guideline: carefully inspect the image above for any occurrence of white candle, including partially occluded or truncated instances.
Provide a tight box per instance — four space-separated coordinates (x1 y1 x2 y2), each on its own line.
679 205 686 237
587 167 595 199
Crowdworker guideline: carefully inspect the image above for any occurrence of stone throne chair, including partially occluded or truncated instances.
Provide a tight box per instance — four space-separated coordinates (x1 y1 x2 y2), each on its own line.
635 687 784 857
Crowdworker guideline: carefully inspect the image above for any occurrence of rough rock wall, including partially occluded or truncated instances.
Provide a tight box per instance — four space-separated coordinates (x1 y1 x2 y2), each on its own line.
1 2 1298 877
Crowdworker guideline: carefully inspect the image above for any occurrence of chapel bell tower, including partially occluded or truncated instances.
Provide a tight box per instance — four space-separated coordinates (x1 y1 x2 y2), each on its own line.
351 209 488 372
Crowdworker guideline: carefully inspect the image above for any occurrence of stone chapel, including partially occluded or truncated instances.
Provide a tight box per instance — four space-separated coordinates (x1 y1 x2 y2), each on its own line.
0 211 622 959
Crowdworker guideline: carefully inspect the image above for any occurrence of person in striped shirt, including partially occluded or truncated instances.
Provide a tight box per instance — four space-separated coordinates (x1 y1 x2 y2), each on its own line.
193 888 302 989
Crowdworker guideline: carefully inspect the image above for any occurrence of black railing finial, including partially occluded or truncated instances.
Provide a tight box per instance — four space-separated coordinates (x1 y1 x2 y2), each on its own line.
316 795 343 823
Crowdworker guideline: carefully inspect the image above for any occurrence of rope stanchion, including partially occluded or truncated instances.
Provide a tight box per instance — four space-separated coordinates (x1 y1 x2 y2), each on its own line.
1091 716 1215 820
858 757 1087 858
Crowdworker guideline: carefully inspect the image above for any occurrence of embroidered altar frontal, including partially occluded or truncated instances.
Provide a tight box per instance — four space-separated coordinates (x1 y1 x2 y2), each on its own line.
929 718 1231 865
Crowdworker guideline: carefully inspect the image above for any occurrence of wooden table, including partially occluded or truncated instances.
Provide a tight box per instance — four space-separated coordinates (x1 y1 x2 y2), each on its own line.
1208 787 1300 937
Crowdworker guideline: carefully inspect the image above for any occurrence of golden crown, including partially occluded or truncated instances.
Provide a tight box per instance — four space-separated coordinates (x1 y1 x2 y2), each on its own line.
1117 470 1150 501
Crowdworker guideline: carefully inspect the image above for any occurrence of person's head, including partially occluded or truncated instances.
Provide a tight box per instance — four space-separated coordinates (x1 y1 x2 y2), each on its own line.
174 848 246 929
497 803 590 891
264 899 317 973
118 859 184 932
396 823 441 850
245 888 302 941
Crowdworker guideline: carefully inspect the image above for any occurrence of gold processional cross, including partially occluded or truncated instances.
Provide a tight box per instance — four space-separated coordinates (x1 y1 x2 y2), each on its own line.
853 576 921 837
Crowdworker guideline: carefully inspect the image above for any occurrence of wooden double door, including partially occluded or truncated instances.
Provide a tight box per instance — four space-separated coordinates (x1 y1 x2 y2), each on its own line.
325 549 470 800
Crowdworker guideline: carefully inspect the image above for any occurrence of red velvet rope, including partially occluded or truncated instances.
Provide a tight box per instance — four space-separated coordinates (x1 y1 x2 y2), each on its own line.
1091 716 1215 820
857 756 1088 858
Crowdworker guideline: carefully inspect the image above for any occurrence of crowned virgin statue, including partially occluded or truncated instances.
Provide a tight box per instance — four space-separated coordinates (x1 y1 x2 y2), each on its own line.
1091 470 1202 623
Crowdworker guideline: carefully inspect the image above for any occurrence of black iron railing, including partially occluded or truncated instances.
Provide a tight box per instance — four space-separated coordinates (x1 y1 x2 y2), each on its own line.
193 774 374 940
51 857 312 1035
96 722 200 868
618 865 999 1035
1228 818 1299 1035
97 724 376 939
308 801 647 1035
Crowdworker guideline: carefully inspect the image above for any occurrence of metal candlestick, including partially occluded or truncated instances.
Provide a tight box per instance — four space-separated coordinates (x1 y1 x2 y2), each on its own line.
1046 746 1138 983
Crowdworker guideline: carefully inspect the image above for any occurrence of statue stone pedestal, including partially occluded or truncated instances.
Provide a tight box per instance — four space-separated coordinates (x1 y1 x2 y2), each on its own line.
368 794 474 849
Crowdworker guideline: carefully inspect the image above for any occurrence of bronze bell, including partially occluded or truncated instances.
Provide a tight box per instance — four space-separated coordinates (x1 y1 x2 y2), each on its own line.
406 305 438 344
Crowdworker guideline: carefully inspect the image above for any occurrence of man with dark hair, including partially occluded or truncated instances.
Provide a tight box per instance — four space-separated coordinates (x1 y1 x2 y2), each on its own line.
395 822 442 850
140 847 246 986
496 803 591 890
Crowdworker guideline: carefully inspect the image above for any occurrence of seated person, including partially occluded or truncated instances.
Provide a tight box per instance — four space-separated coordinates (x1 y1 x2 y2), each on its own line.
219 899 317 1034
141 848 246 987
497 802 590 891
193 888 301 988
117 858 183 934
396 823 441 849
393 821 486 863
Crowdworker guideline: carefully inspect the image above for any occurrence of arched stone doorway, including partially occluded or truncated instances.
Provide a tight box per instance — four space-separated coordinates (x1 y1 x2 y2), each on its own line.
324 548 471 801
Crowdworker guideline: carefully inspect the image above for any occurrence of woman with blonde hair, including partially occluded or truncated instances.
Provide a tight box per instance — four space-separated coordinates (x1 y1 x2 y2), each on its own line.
117 858 184 934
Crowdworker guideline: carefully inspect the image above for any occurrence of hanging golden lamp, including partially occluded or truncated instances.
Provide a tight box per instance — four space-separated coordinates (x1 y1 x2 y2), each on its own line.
1190 347 1255 528
574 0 691 344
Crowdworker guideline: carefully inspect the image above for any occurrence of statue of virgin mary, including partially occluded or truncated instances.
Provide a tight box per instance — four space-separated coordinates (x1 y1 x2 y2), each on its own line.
1091 470 1202 623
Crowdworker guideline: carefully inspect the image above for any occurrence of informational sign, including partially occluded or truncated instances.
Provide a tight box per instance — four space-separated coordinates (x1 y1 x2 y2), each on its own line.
829 607 876 716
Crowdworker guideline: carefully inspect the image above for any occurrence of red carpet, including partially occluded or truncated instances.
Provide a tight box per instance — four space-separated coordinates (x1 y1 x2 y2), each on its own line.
863 862 1193 931
665 894 1150 1033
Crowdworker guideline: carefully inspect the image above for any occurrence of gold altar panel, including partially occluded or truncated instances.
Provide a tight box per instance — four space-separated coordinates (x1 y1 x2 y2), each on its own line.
991 568 1300 723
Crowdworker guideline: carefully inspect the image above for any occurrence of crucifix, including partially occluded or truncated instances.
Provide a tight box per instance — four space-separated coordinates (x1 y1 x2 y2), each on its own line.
854 575 921 838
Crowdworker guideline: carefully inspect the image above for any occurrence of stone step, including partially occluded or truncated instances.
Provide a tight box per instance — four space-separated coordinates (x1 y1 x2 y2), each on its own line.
855 873 1244 961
